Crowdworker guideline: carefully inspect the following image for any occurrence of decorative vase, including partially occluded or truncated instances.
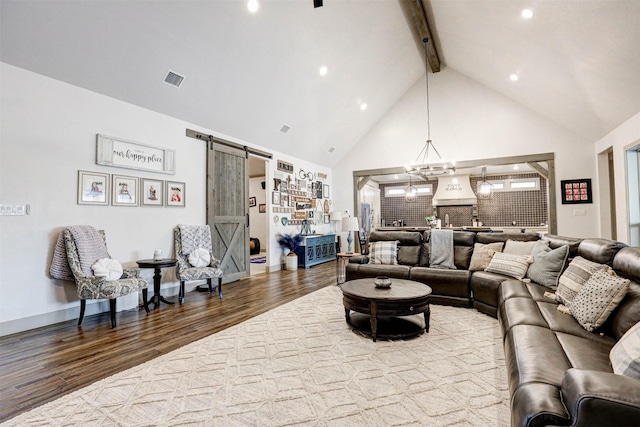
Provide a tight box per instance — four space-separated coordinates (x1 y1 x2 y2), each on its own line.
285 253 298 271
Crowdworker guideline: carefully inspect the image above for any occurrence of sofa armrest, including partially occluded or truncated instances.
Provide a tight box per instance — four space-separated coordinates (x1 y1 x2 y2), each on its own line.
348 255 369 264
562 368 640 427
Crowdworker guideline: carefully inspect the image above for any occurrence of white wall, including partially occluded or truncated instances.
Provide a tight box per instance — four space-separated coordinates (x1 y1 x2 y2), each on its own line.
0 63 331 334
249 176 267 250
333 68 599 239
595 111 640 245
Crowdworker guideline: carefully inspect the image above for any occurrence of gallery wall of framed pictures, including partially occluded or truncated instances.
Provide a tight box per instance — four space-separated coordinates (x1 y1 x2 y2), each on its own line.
77 170 185 207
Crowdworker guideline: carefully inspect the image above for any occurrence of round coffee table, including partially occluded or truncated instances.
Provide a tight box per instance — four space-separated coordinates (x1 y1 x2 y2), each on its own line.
341 278 431 342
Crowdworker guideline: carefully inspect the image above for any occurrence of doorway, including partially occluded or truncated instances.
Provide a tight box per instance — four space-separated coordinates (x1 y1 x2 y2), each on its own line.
249 156 268 275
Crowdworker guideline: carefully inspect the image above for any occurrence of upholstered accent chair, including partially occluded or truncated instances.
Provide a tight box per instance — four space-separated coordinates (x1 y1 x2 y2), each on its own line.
63 228 149 328
174 225 223 304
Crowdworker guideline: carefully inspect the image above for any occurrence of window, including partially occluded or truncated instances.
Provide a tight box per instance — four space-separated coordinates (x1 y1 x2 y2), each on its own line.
385 184 433 198
478 177 540 193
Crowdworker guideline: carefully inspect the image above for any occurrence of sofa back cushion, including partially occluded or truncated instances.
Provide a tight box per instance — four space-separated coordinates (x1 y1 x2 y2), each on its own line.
605 247 640 339
476 232 539 244
369 231 422 266
578 238 627 266
543 234 583 258
419 230 475 269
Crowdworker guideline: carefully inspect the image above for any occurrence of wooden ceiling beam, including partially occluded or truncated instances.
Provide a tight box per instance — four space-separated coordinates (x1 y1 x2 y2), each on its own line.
403 0 441 73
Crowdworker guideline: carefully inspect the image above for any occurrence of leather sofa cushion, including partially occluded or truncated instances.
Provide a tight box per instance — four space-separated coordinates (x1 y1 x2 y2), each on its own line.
454 246 473 270
543 234 583 258
504 325 572 392
397 245 420 266
453 231 475 247
511 383 570 427
350 263 411 280
476 232 539 244
603 281 640 340
556 332 613 371
409 267 471 298
613 247 640 282
499 297 548 336
537 302 616 346
471 270 510 307
578 238 627 266
499 280 533 304
369 231 421 245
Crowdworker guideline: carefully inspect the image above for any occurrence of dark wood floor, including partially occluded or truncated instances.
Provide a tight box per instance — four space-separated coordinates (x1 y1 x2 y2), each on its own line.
0 262 336 423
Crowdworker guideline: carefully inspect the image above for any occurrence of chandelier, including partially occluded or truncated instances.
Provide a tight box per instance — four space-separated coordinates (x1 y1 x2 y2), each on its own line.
405 174 417 203
406 38 455 177
477 166 494 199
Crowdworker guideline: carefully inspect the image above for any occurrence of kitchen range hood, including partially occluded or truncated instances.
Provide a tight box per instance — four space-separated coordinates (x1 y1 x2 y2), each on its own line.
432 175 478 206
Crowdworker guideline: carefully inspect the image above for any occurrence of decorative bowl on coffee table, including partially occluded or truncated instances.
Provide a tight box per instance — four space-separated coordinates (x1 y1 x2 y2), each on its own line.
374 276 392 288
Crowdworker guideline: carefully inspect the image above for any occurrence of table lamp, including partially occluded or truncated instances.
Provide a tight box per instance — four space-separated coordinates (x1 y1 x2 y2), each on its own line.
342 216 359 254
328 211 342 234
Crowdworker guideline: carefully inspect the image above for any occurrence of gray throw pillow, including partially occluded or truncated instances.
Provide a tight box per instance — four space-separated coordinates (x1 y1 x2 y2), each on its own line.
526 242 569 289
570 269 629 332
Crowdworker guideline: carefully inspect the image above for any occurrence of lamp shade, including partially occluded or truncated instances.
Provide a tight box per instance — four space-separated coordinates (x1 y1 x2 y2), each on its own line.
330 211 342 221
342 217 359 232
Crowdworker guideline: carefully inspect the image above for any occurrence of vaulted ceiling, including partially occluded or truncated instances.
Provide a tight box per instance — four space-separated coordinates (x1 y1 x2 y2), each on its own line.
2 1 639 168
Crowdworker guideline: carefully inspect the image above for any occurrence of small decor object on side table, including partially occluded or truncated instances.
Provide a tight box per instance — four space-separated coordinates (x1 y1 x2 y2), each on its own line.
374 276 392 289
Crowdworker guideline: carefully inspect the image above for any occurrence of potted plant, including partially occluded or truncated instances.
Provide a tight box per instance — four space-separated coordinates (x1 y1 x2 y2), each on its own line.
277 232 303 271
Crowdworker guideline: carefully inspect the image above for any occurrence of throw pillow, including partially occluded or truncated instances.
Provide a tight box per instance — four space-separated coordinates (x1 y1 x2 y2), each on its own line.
556 256 608 306
188 248 211 268
91 258 123 281
570 269 630 332
610 321 640 379
526 242 569 289
504 239 543 256
485 252 533 280
368 241 399 265
469 242 504 272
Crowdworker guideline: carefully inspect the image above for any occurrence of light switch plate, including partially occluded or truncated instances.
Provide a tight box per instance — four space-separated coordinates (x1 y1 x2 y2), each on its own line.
573 209 586 216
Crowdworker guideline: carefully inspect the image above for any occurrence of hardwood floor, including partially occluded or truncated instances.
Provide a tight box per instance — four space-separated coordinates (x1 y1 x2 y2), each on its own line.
0 262 337 422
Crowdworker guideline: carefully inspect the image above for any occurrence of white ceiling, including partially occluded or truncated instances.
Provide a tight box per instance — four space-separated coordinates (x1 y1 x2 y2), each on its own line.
2 1 639 169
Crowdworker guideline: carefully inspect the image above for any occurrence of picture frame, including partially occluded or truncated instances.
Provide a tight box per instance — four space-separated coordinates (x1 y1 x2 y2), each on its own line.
259 203 266 213
77 170 109 205
249 196 256 207
272 191 281 206
140 178 164 206
96 134 176 174
166 181 185 207
324 214 330 224
323 184 330 199
561 179 592 204
112 174 139 206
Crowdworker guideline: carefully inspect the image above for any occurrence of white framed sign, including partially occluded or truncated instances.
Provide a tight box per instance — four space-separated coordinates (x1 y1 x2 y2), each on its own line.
96 134 176 174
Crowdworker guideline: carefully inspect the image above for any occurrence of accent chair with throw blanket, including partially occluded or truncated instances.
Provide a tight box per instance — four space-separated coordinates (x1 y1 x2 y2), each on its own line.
50 225 150 328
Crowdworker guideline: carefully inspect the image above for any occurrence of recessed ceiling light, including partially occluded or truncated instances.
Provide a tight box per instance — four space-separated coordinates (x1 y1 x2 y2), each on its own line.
521 9 534 19
319 66 328 76
509 74 519 81
360 103 368 111
247 0 259 13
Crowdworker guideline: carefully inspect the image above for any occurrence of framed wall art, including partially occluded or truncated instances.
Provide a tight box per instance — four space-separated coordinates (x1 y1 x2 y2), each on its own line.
323 184 330 199
259 204 266 213
96 134 176 174
112 174 139 206
272 191 281 206
141 178 164 206
77 170 109 206
166 181 185 207
561 179 592 204
249 196 256 207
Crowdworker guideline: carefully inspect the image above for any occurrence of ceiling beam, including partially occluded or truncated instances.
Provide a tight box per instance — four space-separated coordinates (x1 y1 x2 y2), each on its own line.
403 0 441 73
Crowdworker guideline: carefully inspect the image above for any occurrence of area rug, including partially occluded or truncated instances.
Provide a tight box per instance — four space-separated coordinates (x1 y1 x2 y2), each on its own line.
250 255 267 264
2 286 509 426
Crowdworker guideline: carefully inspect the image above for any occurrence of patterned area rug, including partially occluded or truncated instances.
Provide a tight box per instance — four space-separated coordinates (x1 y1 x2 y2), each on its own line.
2 286 509 426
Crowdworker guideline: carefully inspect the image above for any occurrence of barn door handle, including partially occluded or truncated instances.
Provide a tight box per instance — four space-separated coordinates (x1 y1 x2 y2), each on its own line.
246 213 250 227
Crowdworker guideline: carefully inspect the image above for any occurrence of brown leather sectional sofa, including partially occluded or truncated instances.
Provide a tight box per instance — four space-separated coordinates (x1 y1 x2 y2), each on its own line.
345 230 640 427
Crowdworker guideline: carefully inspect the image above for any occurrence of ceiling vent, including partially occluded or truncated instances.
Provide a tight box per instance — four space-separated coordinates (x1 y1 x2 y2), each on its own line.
280 124 291 134
163 70 185 88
